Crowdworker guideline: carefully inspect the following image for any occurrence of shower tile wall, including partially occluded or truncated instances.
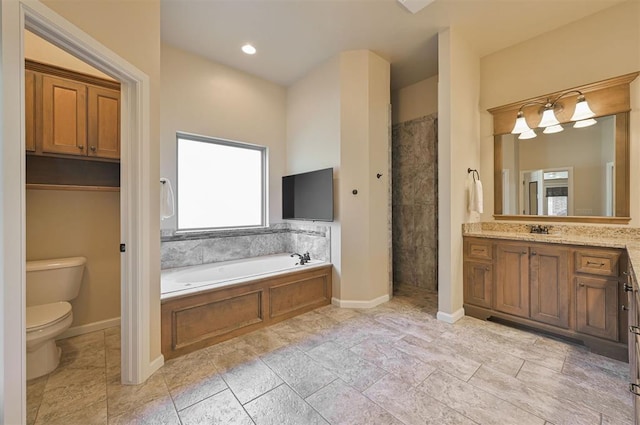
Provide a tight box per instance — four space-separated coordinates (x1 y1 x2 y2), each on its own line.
392 113 438 290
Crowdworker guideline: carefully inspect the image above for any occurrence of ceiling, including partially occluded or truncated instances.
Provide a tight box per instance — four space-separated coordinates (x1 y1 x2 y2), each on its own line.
161 0 624 90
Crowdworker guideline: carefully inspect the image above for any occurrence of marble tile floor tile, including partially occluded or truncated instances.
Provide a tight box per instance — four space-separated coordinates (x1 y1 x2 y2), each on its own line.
27 285 633 425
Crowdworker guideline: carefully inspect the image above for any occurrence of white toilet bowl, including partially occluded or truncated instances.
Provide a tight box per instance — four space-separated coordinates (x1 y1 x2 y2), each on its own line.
26 301 73 380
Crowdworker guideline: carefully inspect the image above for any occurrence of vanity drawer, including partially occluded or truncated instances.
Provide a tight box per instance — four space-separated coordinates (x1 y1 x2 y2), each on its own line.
464 239 493 261
574 249 621 277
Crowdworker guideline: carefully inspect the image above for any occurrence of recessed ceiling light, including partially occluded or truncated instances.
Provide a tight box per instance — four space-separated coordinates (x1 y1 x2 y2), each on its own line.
241 44 256 55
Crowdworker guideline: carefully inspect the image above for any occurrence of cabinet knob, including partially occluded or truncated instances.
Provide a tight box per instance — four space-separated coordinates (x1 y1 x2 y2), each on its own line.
531 251 537 256
623 271 629 276
622 305 629 311
630 383 640 397
624 284 634 292
579 283 585 287
78 145 84 150
90 146 97 152
521 251 527 255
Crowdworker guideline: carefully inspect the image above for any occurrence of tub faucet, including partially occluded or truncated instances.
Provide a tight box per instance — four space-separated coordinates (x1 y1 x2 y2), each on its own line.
291 252 310 265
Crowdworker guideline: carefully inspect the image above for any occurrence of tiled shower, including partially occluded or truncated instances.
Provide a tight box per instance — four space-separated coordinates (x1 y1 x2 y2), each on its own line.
392 113 438 291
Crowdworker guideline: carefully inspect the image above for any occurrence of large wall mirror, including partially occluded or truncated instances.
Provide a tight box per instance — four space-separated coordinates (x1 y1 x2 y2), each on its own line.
490 73 638 224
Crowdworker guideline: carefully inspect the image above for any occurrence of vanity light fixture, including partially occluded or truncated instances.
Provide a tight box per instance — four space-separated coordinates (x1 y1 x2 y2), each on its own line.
510 90 597 139
241 44 256 55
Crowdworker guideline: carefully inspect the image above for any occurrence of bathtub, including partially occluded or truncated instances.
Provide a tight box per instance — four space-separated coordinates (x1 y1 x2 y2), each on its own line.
161 253 327 299
161 253 332 359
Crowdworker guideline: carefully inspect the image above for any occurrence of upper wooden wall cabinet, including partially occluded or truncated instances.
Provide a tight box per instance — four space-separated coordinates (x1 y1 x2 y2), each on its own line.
26 60 121 162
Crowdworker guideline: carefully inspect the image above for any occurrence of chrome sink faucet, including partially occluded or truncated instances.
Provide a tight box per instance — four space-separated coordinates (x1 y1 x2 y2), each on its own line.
530 224 550 234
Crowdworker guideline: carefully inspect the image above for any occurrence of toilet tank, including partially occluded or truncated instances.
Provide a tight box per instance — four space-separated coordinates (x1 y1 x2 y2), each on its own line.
26 257 87 307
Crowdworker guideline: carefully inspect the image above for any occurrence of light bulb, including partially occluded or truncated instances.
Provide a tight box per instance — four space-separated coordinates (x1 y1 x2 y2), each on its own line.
241 44 256 55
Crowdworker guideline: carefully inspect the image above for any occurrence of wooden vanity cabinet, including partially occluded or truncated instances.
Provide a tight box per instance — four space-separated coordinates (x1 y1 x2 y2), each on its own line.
530 245 570 328
495 242 530 318
463 238 493 309
627 265 640 423
575 276 618 340
574 248 624 342
463 236 627 360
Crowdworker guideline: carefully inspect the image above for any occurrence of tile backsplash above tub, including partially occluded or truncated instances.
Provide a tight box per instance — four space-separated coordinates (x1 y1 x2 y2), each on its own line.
161 223 331 269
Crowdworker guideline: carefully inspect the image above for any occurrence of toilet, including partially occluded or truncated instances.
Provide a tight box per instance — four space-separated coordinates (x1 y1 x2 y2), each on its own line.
26 256 86 380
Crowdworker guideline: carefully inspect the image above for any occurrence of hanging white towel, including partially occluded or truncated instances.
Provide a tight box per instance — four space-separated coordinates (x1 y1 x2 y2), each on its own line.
469 179 484 214
160 178 175 219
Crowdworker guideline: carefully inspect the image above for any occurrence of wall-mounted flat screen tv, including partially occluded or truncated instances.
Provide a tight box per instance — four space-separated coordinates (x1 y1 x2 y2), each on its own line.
282 167 334 222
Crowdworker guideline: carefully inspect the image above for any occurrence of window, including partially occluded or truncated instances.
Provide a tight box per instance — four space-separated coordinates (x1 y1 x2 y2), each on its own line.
177 133 266 230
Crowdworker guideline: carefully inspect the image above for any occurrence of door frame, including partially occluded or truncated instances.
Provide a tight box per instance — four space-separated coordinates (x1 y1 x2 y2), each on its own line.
1 1 156 422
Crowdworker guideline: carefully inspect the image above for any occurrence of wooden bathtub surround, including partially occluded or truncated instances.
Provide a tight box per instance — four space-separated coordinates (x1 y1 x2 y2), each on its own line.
161 264 332 360
463 237 628 361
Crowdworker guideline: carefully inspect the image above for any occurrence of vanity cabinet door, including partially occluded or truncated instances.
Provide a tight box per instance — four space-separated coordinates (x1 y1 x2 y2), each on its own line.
495 243 530 318
530 245 570 328
464 261 492 308
576 276 618 341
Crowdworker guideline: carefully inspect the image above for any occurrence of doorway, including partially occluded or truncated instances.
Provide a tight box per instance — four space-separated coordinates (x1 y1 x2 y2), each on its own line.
391 113 439 300
1 2 155 422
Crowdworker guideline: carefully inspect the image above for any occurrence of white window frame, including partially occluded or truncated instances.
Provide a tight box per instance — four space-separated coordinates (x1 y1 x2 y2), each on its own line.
176 132 268 231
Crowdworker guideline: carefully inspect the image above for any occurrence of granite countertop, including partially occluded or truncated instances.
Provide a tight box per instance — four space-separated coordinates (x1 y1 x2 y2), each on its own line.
462 222 640 279
462 229 629 249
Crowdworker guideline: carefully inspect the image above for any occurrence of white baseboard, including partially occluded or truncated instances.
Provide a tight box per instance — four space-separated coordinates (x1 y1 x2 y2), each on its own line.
332 294 390 309
148 354 164 376
57 317 121 340
436 308 465 324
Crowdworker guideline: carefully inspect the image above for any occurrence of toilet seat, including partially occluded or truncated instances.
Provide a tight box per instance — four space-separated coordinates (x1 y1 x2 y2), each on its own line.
27 301 72 332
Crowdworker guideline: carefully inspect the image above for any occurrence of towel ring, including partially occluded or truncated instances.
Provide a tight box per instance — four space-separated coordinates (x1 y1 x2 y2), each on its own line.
467 168 480 182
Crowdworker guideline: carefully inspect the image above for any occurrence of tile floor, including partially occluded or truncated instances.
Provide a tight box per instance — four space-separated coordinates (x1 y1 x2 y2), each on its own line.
27 285 633 424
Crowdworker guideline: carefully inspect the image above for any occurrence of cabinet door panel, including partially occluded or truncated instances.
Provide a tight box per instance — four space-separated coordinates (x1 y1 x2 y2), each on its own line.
530 246 569 328
464 261 492 308
88 86 120 159
42 75 87 155
576 276 618 341
25 70 36 152
495 243 529 318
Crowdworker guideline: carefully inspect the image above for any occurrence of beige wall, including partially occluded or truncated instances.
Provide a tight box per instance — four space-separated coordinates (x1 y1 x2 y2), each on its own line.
286 50 391 304
339 50 391 302
26 190 120 327
391 75 438 124
480 0 640 222
286 55 342 297
438 28 481 319
42 0 162 361
24 30 113 80
160 44 287 229
24 30 121 328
